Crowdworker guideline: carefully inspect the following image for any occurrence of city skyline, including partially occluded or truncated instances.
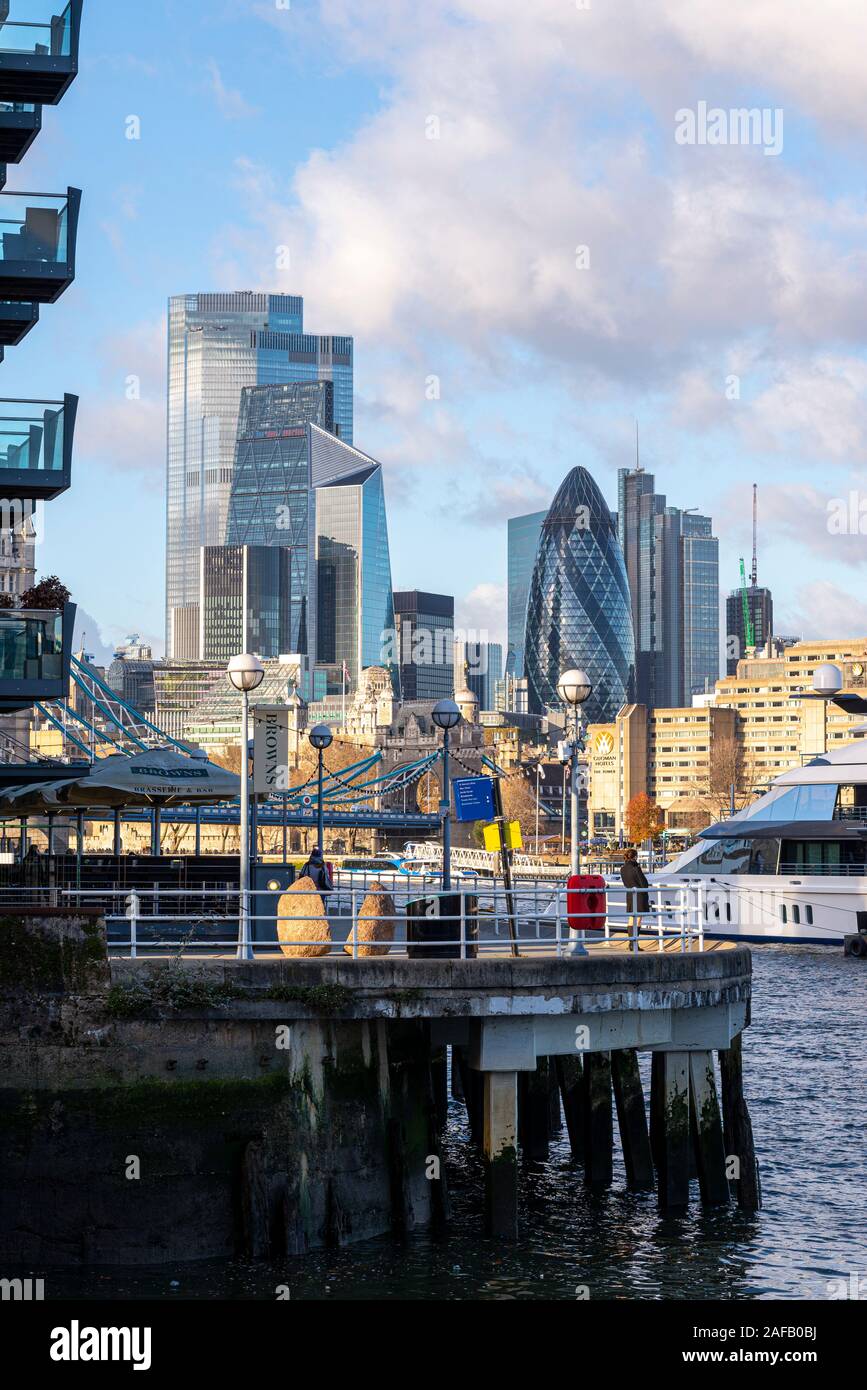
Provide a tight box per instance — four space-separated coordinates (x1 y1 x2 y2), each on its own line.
9 3 867 667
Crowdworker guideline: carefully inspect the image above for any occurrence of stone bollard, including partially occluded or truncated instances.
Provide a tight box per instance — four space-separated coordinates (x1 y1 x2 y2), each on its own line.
276 876 332 957
344 881 396 958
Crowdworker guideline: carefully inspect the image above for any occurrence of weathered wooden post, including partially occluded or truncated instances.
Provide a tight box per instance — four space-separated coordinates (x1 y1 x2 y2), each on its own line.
555 1055 584 1159
719 1033 761 1210
518 1058 551 1160
483 1071 518 1240
656 1051 691 1208
611 1049 654 1189
688 1052 730 1206
456 1047 484 1145
582 1051 613 1186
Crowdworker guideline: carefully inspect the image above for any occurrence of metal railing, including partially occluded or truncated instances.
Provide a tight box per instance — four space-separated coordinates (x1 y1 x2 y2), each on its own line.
0 875 709 958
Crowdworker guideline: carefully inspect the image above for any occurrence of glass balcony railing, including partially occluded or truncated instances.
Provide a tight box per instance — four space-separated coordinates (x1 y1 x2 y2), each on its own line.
0 393 75 499
0 2 74 59
0 607 63 681
0 601 75 711
0 187 79 302
0 98 40 161
0 299 38 345
0 2 81 105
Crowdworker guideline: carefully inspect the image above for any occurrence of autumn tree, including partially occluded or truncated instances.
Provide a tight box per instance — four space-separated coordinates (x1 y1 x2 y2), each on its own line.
625 792 664 844
500 770 538 830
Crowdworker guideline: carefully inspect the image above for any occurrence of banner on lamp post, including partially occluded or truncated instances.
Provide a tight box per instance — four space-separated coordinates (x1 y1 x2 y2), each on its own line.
252 705 291 794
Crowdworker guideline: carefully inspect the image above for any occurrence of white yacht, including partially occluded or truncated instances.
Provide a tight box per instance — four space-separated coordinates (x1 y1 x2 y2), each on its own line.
659 735 867 945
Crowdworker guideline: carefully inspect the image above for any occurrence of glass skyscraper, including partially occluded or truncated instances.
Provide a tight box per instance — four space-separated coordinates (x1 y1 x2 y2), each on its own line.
316 438 398 696
393 591 454 701
165 292 353 656
525 467 635 724
618 466 719 707
507 510 546 678
225 380 333 660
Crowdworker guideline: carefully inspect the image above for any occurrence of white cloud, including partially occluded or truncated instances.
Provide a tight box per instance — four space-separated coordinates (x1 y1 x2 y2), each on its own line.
206 59 260 120
455 583 507 649
779 580 867 640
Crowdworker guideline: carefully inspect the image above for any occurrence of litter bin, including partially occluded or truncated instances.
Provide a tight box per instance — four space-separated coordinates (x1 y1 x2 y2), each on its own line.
252 863 296 945
406 892 478 959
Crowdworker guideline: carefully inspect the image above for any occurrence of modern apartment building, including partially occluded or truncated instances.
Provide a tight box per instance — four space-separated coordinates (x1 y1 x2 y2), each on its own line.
392 590 454 702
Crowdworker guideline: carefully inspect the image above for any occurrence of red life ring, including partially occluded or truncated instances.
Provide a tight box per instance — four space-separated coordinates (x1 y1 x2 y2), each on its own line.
566 873 607 933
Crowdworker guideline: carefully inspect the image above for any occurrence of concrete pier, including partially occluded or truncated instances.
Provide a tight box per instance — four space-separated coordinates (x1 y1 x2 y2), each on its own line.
0 913 756 1263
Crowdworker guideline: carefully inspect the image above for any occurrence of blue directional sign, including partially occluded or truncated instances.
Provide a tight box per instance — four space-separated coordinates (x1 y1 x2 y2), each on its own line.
452 775 496 823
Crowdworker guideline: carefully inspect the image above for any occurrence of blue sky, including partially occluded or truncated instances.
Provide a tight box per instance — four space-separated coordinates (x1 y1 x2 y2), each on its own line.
10 0 867 664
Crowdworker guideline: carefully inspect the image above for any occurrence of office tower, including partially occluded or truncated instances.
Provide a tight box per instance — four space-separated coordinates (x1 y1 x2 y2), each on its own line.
455 639 503 710
682 513 720 697
200 544 292 665
525 467 635 725
507 510 546 678
222 380 334 661
725 586 774 674
107 637 156 714
393 591 454 701
618 465 719 708
315 436 398 696
165 292 353 656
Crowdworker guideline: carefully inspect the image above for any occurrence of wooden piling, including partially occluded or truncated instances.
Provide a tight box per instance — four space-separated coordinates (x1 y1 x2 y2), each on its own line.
688 1052 730 1207
656 1051 690 1209
518 1058 550 1160
582 1051 613 1186
555 1055 584 1159
548 1058 563 1136
611 1049 654 1189
430 1045 448 1133
719 1033 761 1211
450 1046 464 1101
456 1047 484 1145
483 1071 518 1240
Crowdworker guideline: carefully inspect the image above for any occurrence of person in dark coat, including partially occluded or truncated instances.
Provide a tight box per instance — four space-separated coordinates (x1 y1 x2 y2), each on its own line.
619 848 650 934
301 845 333 901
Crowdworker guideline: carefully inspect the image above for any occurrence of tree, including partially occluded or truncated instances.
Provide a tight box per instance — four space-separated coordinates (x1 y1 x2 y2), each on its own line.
625 792 664 844
20 575 71 609
417 770 441 814
0 593 14 609
500 770 537 831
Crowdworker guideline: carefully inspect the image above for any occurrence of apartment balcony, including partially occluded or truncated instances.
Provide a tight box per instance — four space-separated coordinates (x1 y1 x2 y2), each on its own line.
0 601 75 713
0 297 37 344
0 392 75 501
0 99 40 161
0 0 81 105
0 186 79 301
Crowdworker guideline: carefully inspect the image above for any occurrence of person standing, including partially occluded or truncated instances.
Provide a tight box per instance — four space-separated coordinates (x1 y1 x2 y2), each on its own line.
301 845 333 902
619 848 650 937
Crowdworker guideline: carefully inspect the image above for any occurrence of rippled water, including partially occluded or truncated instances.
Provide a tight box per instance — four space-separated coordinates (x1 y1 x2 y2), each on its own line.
43 946 867 1301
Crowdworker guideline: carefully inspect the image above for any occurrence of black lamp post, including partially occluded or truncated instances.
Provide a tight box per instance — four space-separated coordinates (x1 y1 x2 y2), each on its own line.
308 723 333 853
431 698 461 890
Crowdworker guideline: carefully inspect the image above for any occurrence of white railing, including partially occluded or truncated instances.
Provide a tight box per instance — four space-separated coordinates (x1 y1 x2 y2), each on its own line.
2 875 708 958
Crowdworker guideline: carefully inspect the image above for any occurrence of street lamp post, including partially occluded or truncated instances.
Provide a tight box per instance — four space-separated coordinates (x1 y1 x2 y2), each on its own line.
431 699 461 891
227 653 265 961
308 724 333 856
535 763 545 853
557 668 592 877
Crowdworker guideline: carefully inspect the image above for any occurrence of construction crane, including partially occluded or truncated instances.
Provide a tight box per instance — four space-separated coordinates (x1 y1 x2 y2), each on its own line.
739 557 755 650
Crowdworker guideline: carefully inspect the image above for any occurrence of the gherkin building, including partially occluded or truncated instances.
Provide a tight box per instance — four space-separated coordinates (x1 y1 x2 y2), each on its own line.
524 467 635 723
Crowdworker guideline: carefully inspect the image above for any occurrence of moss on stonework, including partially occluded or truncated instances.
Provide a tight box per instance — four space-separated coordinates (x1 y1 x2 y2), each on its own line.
105 975 241 1018
264 983 353 1014
0 915 107 993
0 1073 296 1131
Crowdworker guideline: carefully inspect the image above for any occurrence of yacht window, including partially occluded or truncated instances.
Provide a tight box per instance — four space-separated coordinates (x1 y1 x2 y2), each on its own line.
805 905 813 925
781 905 787 923
792 905 800 924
